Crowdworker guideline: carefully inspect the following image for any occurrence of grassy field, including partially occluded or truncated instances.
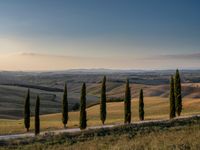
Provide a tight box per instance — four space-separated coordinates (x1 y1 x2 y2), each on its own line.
0 85 98 119
1 116 200 150
0 80 199 119
0 97 199 135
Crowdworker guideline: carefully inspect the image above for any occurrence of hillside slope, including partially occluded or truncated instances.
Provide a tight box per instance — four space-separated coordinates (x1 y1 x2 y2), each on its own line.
0 83 199 119
0 70 199 119
0 97 199 135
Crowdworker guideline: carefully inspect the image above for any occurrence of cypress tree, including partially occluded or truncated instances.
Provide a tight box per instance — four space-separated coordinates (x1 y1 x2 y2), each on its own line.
24 89 30 132
80 83 87 130
124 79 131 124
35 95 40 135
100 76 106 125
174 69 182 116
139 89 144 121
62 83 68 128
169 76 176 119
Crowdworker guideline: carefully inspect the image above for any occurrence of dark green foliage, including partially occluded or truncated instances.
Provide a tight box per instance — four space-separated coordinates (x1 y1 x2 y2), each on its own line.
62 83 68 128
174 69 182 116
24 89 30 132
80 83 87 130
107 98 124 102
139 89 144 121
100 76 107 124
124 79 131 124
72 103 80 111
35 95 40 135
170 76 176 119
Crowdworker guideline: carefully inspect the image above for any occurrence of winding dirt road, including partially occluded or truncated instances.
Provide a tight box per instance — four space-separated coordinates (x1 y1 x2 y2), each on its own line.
0 114 199 141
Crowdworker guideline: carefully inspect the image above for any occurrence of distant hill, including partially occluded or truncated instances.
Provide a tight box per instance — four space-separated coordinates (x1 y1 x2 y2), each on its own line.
0 70 199 119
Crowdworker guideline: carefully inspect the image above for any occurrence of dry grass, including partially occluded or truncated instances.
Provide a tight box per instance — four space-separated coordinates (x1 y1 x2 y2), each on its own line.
62 125 200 150
1 117 200 150
0 97 200 135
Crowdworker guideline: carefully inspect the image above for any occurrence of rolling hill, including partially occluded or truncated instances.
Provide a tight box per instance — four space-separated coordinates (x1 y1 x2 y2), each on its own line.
0 70 199 119
0 97 199 135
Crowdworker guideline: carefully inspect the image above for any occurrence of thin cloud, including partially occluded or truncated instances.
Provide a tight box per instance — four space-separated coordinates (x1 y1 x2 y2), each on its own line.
20 52 103 59
20 52 77 58
147 53 200 60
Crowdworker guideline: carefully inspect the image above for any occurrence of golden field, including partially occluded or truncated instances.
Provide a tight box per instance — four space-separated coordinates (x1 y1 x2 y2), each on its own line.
0 97 200 135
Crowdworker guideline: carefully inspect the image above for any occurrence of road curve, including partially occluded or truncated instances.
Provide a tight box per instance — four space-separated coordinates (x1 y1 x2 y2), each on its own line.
0 114 199 141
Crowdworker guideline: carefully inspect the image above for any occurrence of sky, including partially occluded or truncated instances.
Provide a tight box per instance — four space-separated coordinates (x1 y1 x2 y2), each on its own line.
0 0 200 71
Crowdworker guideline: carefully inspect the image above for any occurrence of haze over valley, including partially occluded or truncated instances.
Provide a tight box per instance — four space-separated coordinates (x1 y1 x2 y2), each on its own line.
0 69 199 119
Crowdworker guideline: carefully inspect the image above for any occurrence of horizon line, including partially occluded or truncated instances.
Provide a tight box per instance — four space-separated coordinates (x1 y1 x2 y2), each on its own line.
1 68 200 73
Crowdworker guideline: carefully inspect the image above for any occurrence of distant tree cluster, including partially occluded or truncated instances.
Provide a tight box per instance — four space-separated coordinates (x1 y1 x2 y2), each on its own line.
24 70 182 135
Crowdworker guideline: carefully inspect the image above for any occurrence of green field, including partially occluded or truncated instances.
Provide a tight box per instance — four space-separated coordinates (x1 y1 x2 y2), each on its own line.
0 97 199 135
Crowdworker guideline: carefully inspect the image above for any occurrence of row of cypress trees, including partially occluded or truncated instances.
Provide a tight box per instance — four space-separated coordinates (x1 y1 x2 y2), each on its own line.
169 69 182 119
62 70 182 128
62 76 145 129
24 70 182 135
24 90 40 135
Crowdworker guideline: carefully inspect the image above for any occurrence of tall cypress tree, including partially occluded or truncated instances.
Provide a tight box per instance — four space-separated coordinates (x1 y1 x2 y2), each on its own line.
35 95 40 135
124 79 131 124
100 76 106 125
80 83 87 130
174 69 182 116
62 83 68 128
139 89 144 121
169 76 176 119
24 89 30 132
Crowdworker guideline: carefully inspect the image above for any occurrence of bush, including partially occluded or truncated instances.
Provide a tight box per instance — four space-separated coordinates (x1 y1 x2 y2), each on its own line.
72 103 80 111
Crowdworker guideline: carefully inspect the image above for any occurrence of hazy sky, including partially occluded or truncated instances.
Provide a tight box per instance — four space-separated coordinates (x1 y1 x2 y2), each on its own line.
0 0 200 71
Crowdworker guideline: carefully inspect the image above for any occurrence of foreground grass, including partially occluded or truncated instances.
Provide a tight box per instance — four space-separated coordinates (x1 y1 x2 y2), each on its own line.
0 97 200 135
1 116 200 150
67 125 200 150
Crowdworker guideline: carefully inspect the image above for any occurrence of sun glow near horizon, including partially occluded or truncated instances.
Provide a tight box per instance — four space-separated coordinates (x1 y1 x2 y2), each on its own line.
0 1 200 71
0 52 199 71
